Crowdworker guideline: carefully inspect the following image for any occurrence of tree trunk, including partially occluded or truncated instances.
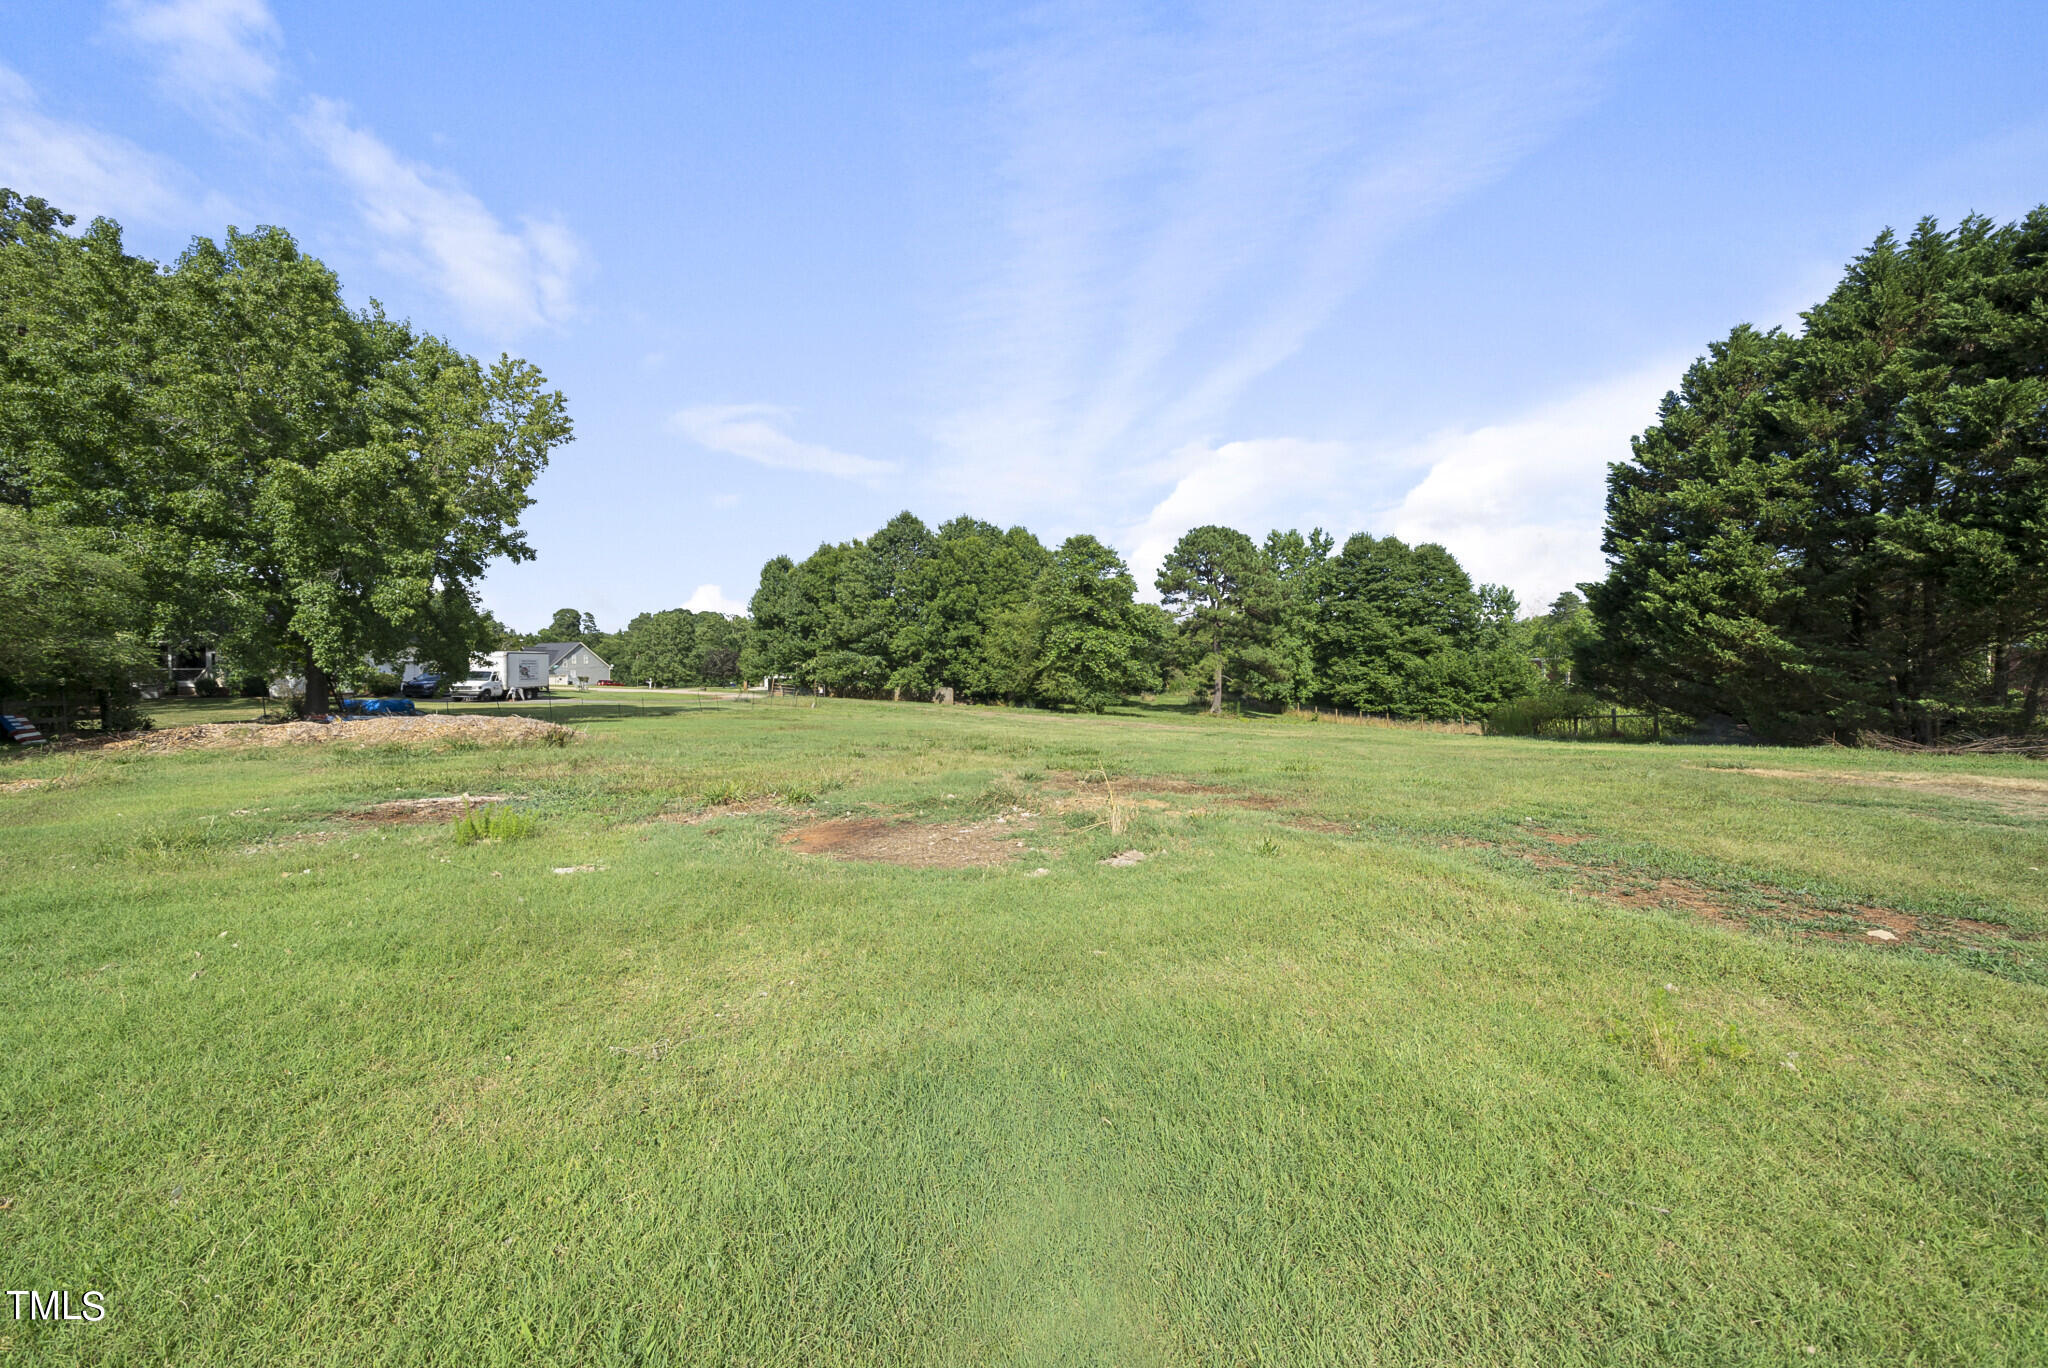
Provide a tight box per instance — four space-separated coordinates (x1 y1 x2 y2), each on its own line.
304 649 332 718
2020 648 2048 734
1211 657 1223 716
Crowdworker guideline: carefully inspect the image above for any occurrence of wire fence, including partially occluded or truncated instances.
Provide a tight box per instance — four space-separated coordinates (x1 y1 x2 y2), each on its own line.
1531 710 1665 740
375 688 766 726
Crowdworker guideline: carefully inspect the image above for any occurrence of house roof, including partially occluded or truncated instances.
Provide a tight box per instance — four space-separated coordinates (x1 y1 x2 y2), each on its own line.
532 641 610 670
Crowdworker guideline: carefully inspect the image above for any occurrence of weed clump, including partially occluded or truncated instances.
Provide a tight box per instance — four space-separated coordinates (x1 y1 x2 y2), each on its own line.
453 805 537 845
1601 986 1756 1073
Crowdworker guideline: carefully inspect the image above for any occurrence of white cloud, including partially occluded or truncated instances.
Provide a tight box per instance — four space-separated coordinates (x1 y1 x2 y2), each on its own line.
298 97 582 334
114 0 280 121
671 404 894 481
682 584 747 615
927 1 1625 521
1383 360 1679 611
0 66 183 224
1119 436 1354 595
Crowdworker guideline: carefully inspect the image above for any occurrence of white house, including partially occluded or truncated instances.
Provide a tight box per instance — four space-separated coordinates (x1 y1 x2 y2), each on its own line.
536 641 612 687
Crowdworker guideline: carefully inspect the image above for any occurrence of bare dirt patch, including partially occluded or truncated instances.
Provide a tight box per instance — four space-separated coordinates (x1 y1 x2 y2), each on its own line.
339 795 520 825
1285 816 1354 835
1479 836 2033 968
782 817 1037 868
104 714 573 755
0 778 51 795
1052 770 1287 810
1716 766 2048 815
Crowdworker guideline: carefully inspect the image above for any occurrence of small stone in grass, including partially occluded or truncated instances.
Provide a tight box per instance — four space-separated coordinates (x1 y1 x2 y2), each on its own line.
1026 867 1049 877
1865 928 1899 941
1100 850 1146 867
552 864 598 875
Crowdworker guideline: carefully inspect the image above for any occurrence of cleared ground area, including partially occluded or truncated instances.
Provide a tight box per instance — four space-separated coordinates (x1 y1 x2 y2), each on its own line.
2 695 2044 1365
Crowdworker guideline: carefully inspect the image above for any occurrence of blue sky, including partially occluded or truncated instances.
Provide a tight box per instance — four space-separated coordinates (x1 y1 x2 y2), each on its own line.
6 1 2048 629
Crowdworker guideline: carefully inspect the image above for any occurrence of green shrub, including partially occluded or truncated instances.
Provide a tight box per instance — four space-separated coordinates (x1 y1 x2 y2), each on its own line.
346 669 403 697
101 697 152 732
1485 689 1603 737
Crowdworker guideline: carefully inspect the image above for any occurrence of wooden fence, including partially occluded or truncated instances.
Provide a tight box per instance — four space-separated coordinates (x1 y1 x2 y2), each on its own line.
0 693 117 737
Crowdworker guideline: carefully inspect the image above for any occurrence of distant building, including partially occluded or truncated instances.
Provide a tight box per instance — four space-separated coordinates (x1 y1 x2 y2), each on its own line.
535 641 612 687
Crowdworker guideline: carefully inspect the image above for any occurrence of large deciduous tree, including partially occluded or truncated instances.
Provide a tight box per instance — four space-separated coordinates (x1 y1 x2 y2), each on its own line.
1314 534 1528 719
0 505 150 698
1032 535 1158 712
890 517 1050 700
1 199 573 715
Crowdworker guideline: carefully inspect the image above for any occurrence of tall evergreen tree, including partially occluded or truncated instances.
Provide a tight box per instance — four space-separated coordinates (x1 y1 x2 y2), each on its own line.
1582 210 2048 741
1156 524 1279 715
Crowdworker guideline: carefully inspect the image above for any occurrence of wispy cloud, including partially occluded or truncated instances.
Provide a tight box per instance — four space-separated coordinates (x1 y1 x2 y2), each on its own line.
113 0 280 123
1383 360 1678 610
927 1 1624 522
104 0 583 335
672 405 895 481
0 65 183 224
299 97 582 334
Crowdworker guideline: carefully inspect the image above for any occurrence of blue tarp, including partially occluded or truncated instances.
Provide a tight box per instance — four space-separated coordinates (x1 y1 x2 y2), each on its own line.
341 698 418 717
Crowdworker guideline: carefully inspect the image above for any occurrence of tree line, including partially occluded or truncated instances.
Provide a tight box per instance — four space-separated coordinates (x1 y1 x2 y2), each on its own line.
12 186 2038 744
0 191 572 716
737 513 1549 717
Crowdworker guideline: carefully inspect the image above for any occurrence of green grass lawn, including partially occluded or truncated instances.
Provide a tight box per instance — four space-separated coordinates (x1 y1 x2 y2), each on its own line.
2 698 2044 1365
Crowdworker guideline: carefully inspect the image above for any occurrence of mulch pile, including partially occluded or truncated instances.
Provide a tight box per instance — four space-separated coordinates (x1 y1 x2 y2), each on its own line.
102 714 573 754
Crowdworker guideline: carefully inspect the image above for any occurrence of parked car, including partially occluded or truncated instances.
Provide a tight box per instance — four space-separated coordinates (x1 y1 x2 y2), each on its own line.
400 673 443 698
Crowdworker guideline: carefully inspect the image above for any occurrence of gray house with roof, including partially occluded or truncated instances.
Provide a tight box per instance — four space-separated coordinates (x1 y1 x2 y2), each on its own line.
535 641 612 687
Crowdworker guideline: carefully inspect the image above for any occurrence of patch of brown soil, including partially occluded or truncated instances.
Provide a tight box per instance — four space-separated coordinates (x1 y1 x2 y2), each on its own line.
339 794 519 825
1481 838 2032 960
782 816 1036 868
1717 766 2048 814
1285 816 1353 835
1052 770 1287 809
104 714 573 755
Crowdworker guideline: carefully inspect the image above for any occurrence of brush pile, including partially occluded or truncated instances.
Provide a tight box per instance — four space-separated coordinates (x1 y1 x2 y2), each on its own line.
1858 731 2048 759
103 713 574 754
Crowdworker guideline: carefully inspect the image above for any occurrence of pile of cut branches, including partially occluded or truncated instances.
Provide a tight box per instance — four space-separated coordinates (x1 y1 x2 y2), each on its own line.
1858 731 2048 759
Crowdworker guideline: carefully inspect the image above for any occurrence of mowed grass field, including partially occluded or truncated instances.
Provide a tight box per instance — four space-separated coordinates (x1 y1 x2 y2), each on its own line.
2 694 2045 1366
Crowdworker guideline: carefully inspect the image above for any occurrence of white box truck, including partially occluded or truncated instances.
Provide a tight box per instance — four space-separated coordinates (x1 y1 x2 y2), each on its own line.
450 650 551 701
